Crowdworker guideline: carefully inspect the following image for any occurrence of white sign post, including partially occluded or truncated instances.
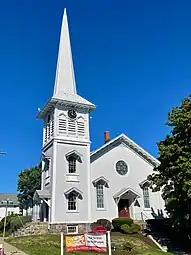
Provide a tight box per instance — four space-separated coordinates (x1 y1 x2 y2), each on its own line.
107 231 112 255
60 232 64 255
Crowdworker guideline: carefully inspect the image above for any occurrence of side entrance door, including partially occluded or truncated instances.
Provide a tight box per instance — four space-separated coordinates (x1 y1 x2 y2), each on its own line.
118 199 130 218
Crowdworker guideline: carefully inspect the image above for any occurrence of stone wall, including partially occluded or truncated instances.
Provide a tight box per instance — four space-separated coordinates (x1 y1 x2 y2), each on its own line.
13 222 91 237
49 223 91 234
14 222 49 237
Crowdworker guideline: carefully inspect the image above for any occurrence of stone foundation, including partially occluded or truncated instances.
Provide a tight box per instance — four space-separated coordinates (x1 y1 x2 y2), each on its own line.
13 222 91 237
49 223 91 234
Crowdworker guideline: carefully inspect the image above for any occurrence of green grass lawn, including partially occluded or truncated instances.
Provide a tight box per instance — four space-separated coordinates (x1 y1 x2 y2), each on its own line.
6 234 173 255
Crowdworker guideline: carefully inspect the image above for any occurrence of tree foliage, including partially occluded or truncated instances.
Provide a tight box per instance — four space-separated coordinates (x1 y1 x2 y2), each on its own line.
148 94 191 229
17 162 41 209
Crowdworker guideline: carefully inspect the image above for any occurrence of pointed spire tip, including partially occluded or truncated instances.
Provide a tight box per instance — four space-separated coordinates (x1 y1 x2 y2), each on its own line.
64 8 67 16
53 6 76 97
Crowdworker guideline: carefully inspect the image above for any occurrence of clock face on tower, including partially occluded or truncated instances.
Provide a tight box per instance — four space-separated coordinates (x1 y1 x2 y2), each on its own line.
68 109 77 119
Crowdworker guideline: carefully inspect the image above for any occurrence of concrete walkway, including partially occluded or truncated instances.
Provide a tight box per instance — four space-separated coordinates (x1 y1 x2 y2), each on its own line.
0 238 27 255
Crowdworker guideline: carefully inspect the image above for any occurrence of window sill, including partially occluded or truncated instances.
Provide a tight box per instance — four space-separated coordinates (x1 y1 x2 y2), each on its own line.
66 180 79 183
66 211 79 213
143 208 151 211
66 173 80 182
66 173 79 176
67 231 78 235
96 208 107 211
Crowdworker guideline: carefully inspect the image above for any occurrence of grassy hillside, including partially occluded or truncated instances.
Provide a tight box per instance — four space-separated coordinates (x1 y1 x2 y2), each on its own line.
7 234 173 255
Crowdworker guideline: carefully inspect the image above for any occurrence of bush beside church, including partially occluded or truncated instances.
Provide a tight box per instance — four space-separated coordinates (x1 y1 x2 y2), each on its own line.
90 217 141 235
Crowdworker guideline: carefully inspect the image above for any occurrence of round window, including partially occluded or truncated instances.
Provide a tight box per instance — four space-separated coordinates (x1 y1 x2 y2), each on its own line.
116 160 128 175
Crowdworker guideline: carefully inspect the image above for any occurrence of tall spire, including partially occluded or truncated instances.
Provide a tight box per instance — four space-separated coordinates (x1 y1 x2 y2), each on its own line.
53 9 76 97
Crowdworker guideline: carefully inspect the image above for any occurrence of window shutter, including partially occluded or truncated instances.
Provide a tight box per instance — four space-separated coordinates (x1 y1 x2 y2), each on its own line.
77 119 85 136
59 115 67 133
68 119 76 133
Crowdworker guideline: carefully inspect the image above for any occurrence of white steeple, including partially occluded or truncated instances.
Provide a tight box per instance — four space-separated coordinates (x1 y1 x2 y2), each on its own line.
53 9 76 97
37 9 95 120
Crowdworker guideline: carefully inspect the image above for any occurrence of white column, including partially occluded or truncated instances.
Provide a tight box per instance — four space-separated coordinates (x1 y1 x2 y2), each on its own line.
32 204 35 221
43 203 47 222
37 204 40 221
48 202 51 224
35 204 38 222
40 200 43 222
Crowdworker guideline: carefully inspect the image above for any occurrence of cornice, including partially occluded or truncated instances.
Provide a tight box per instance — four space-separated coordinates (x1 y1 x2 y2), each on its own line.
37 98 95 119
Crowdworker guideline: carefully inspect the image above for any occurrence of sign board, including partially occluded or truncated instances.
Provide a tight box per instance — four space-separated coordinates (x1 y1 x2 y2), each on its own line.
85 233 107 252
0 244 4 255
65 233 107 252
65 235 86 252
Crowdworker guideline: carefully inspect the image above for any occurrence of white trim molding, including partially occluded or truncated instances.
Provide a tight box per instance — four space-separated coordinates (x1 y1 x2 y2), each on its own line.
113 187 141 200
64 187 83 199
91 133 160 167
92 176 109 188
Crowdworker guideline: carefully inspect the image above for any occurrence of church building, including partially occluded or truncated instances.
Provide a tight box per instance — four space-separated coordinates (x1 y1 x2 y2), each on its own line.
33 9 165 234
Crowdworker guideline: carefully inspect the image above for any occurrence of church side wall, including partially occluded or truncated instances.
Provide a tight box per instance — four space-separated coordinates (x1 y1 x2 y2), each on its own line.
90 142 165 222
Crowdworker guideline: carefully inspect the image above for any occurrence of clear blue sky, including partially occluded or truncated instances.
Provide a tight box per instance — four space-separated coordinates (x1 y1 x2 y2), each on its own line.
0 0 190 192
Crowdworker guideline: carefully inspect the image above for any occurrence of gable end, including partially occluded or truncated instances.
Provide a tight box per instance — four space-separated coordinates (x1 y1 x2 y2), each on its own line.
91 134 160 167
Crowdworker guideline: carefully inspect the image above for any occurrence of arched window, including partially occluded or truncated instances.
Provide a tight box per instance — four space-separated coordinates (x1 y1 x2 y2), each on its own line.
68 193 77 211
68 156 76 173
44 158 51 182
143 186 150 208
92 177 109 210
96 183 104 209
66 150 82 174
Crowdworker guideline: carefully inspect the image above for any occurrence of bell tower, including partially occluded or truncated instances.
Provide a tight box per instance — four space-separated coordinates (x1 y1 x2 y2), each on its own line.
37 9 95 226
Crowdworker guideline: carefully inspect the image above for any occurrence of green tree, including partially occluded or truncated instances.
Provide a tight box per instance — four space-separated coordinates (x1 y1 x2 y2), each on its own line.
148 94 191 230
17 162 41 211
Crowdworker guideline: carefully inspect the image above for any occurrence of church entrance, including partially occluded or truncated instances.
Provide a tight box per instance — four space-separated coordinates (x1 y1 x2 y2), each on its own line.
118 199 130 218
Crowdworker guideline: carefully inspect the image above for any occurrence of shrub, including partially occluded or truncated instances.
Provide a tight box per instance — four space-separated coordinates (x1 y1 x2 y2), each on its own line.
90 221 99 230
121 223 141 234
0 215 17 231
0 215 31 234
91 219 112 231
121 224 133 234
112 217 133 231
130 223 141 234
123 241 133 251
146 218 172 233
9 215 32 233
96 219 112 231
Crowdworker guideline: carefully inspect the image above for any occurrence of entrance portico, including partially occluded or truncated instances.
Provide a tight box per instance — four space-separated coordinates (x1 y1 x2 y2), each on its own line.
113 187 141 219
33 190 51 222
